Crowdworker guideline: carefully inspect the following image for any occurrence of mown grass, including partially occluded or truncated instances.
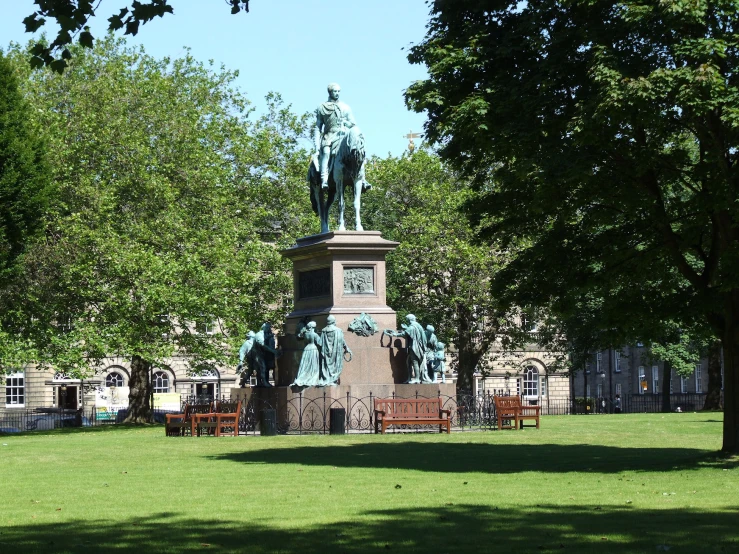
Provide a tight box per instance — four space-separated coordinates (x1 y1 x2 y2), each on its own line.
1 413 737 553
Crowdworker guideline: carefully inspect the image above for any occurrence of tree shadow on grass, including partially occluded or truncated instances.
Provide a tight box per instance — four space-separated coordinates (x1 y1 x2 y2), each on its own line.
208 442 738 474
2 505 737 553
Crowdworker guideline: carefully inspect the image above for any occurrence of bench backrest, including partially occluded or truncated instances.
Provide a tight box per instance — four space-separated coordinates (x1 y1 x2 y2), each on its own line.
374 398 443 418
189 403 213 417
214 400 241 414
493 396 523 411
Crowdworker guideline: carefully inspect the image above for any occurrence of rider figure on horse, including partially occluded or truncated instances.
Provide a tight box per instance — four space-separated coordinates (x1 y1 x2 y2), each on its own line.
314 82 358 190
310 83 371 232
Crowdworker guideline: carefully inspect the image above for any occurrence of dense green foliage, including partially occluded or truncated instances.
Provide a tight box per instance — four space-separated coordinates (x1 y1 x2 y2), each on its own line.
365 150 523 391
22 0 250 72
0 52 51 279
406 0 739 450
1 414 736 553
0 51 54 370
1 38 312 418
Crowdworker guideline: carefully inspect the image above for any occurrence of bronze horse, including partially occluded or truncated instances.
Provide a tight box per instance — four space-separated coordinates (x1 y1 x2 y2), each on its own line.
309 126 371 233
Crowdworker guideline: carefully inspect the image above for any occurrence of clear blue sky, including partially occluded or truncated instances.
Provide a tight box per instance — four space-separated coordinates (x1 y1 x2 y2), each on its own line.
0 0 431 157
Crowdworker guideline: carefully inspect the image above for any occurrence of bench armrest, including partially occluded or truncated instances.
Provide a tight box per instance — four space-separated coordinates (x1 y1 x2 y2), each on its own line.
440 409 451 417
166 413 186 423
374 409 386 417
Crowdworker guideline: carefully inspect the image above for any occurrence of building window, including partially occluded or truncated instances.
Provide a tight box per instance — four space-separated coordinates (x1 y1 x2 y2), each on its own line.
522 366 538 397
695 364 703 393
597 383 603 398
5 372 25 407
152 371 170 393
105 372 124 387
681 375 688 393
638 366 646 394
586 384 591 398
540 376 547 396
652 366 659 394
196 319 216 335
596 352 602 373
615 383 622 396
614 351 621 373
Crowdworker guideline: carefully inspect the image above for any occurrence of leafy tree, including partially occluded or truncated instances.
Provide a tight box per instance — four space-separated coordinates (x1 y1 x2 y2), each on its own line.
22 0 250 72
4 38 311 421
406 1 739 451
0 52 53 285
647 325 712 413
364 150 518 393
0 51 54 370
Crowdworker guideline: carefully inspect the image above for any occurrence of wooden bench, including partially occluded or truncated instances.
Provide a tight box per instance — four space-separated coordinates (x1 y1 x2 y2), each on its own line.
493 396 540 430
374 397 451 434
195 400 242 437
215 400 241 437
165 403 212 437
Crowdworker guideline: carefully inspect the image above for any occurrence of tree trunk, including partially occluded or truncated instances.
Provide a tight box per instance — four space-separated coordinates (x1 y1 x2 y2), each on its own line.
570 371 576 415
456 346 477 395
124 354 153 423
722 320 739 452
662 361 672 413
703 340 723 411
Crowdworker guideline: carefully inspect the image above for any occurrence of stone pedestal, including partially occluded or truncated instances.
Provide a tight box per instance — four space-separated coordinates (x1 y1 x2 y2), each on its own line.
277 230 406 387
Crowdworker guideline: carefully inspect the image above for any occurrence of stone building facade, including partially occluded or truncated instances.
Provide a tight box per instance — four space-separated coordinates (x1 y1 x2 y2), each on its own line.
1 356 241 418
472 338 571 411
572 345 711 409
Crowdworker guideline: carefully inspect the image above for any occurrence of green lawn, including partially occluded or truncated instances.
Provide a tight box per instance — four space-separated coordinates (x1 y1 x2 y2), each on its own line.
1 413 737 553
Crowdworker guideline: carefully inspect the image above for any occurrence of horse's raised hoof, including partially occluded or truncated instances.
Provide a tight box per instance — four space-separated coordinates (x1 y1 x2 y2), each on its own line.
321 182 329 190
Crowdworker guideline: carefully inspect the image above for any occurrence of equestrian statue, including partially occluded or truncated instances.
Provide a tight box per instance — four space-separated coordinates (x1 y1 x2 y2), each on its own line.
309 83 371 233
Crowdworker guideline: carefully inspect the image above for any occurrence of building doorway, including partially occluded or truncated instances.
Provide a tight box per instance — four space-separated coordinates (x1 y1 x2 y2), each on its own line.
57 386 78 410
195 382 215 401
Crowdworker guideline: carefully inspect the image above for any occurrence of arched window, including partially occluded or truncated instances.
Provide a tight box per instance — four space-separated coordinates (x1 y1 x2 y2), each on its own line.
196 367 219 379
152 371 170 393
523 365 539 397
105 372 124 387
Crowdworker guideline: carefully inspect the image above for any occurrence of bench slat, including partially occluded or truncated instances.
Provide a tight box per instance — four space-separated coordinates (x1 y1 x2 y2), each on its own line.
373 398 451 434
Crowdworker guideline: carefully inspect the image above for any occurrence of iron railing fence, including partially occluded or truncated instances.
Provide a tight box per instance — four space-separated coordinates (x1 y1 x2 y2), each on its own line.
236 391 503 435
0 407 183 432
0 391 710 435
566 393 707 415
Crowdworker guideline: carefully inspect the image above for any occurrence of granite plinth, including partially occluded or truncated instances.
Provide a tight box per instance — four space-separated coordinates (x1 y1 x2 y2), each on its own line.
277 230 416 388
277 314 408 386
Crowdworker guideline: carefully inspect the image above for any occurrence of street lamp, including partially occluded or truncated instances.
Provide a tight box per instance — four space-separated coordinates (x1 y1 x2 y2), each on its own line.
60 384 68 426
600 372 606 413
